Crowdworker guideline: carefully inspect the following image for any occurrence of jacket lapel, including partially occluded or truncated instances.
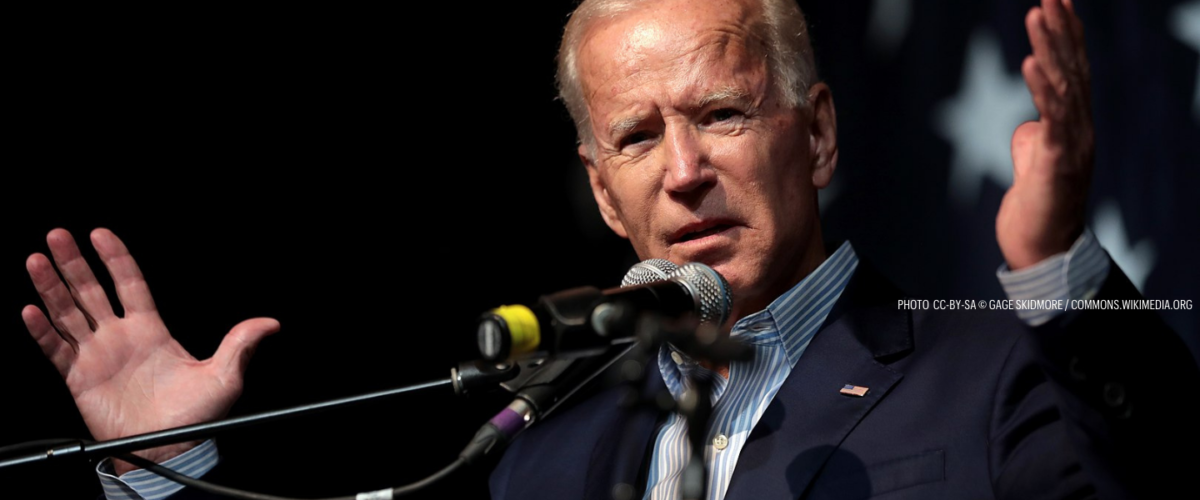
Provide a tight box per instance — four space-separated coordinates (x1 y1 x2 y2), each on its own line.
582 359 668 500
723 259 912 499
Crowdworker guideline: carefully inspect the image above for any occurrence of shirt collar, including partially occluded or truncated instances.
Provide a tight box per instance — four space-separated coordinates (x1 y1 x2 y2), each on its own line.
729 241 859 366
663 241 860 373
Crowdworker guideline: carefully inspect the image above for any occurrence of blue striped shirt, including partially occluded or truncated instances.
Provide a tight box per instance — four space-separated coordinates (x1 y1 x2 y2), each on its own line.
97 438 218 500
996 229 1110 326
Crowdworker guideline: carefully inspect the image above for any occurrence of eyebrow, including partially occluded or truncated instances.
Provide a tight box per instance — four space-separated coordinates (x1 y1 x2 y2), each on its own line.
609 116 644 139
697 86 750 108
605 86 753 139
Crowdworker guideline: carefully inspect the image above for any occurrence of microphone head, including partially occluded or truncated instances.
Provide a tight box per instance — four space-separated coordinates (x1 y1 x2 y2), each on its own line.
669 263 733 326
621 258 679 287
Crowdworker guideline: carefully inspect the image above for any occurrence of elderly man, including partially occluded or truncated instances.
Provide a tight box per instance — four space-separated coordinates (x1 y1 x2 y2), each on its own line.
488 0 1198 499
16 0 1198 499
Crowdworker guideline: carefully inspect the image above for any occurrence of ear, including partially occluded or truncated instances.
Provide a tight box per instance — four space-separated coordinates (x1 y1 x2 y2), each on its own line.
806 82 838 189
581 145 629 239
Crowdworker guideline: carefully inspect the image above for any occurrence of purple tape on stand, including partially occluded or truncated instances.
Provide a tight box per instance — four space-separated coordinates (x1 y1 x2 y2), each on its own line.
489 407 527 439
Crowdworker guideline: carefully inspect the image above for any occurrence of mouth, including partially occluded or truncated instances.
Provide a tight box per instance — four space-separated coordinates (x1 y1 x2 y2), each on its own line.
670 220 738 245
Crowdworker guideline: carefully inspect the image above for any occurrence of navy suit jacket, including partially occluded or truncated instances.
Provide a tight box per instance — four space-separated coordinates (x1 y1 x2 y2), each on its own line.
490 259 1199 499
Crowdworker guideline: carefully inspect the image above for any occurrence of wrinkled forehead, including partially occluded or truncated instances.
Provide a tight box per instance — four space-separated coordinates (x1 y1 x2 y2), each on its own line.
575 0 769 104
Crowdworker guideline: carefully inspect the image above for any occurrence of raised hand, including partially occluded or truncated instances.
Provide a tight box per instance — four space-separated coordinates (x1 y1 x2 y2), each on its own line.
998 0 1094 270
21 228 280 474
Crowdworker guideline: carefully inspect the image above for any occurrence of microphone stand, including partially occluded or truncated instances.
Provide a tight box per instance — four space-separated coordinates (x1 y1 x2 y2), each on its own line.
0 360 518 471
603 308 753 500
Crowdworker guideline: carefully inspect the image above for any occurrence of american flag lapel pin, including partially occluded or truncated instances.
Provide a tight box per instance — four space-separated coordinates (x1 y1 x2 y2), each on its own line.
840 384 869 397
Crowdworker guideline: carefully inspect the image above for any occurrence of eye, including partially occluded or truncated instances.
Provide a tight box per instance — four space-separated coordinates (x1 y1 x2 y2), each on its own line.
703 107 747 128
619 131 654 150
710 108 741 122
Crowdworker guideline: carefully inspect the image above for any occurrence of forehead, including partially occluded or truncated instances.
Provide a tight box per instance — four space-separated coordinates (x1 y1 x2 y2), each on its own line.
576 0 769 117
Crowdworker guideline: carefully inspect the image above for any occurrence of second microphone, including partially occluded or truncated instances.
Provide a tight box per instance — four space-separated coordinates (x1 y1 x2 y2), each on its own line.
476 262 732 361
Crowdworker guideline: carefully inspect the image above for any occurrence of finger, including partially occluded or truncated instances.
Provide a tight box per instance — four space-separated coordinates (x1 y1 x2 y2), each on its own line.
90 228 158 315
1049 0 1088 89
27 253 94 345
1022 54 1071 160
46 229 116 325
1041 0 1070 38
22 305 77 377
1041 0 1078 58
212 318 281 381
1027 8 1069 97
1062 0 1086 49
1060 0 1092 111
1022 55 1065 127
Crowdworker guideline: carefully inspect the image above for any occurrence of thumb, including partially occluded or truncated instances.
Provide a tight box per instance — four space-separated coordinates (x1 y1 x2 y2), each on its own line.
213 317 281 380
1010 120 1040 182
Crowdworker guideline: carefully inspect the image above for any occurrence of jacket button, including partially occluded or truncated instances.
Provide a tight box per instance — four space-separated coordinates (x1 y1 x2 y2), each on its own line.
1069 356 1087 381
612 483 635 500
1104 382 1126 407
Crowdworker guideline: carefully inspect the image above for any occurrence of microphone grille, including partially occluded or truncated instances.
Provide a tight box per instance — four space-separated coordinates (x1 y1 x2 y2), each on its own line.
621 259 679 287
670 263 733 326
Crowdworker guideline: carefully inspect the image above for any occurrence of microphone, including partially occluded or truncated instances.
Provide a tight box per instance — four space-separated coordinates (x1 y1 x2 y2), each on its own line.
476 261 732 361
621 258 678 286
458 260 703 464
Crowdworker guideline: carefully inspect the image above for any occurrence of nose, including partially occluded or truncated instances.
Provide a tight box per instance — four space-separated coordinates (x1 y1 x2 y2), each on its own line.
662 125 715 201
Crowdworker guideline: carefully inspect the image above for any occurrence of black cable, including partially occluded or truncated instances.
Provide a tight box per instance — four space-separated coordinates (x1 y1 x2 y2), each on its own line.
2 435 469 499
118 452 466 500
2 438 343 499
0 438 84 457
390 458 466 496
117 453 355 500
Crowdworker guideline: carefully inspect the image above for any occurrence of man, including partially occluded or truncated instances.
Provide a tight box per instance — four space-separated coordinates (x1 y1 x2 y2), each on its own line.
489 0 1198 499
15 1 1198 499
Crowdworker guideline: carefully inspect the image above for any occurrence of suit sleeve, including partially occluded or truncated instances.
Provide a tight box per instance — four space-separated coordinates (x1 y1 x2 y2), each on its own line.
991 248 1200 499
1038 260 1198 497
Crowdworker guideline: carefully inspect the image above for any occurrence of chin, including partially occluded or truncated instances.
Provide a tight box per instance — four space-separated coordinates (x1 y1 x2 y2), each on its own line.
713 255 782 312
709 261 750 297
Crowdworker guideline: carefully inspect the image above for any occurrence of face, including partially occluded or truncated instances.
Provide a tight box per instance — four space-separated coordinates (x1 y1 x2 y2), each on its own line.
576 0 838 318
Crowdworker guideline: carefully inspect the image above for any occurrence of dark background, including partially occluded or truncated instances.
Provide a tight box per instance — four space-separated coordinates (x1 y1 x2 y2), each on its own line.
3 1 1197 498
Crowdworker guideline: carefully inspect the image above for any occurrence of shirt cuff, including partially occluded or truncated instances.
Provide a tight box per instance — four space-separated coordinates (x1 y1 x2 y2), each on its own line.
96 439 219 500
996 229 1111 327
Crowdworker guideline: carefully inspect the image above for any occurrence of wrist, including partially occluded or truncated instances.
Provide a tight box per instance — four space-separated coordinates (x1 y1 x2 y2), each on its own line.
1004 224 1083 271
112 440 203 475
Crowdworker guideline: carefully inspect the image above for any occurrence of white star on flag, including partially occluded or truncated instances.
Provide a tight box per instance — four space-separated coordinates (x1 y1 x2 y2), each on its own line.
1093 200 1156 292
1171 1 1200 118
934 29 1037 207
867 0 912 55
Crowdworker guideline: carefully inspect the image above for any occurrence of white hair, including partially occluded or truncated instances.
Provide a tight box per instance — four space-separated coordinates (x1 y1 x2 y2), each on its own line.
556 0 817 152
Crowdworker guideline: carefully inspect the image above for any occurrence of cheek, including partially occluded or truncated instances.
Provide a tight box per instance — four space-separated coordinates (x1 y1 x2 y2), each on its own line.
709 133 783 212
606 170 659 236
760 125 814 203
765 118 811 177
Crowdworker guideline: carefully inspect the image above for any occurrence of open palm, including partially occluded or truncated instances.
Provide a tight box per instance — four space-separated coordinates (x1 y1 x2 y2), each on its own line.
998 0 1094 270
22 228 279 474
